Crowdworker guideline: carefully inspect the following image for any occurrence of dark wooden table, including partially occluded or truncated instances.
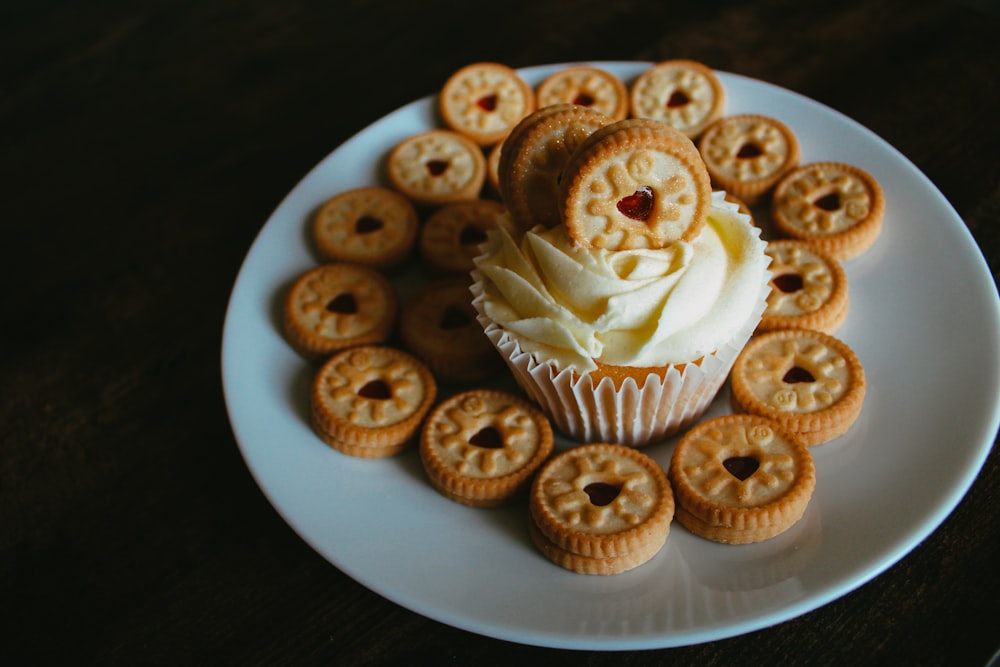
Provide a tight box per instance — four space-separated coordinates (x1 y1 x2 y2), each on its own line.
5 1 999 664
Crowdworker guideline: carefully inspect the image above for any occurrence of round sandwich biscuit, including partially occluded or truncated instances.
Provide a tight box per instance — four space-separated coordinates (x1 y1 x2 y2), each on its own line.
419 389 554 507
668 413 816 544
398 277 504 385
313 186 419 272
419 198 507 277
729 328 866 446
310 345 437 458
759 239 849 334
629 59 726 139
387 129 487 207
283 262 397 361
498 103 613 230
698 113 800 206
529 443 674 574
771 161 885 261
535 65 629 121
559 118 712 250
439 62 535 147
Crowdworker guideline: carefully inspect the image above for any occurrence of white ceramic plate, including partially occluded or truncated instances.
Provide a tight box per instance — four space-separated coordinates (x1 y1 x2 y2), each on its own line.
221 62 1000 650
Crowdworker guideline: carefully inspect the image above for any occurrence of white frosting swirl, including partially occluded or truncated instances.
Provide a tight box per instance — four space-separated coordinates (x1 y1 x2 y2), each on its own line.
473 191 770 372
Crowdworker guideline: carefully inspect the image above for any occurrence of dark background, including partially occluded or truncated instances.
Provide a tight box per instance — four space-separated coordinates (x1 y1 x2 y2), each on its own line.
4 1 999 665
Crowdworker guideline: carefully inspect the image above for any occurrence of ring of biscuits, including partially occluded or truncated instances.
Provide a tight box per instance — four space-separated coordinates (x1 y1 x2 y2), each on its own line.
528 443 674 574
419 389 554 507
498 103 614 231
771 161 885 261
668 414 816 544
559 118 712 250
729 328 866 446
310 345 437 458
759 239 849 334
283 262 398 361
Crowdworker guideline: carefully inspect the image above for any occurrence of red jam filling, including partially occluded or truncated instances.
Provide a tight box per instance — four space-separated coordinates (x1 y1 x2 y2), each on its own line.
355 215 383 234
358 379 391 400
476 94 498 112
723 456 759 481
584 482 621 506
427 160 449 176
326 293 358 314
773 273 805 293
783 366 815 384
470 426 503 449
617 186 654 221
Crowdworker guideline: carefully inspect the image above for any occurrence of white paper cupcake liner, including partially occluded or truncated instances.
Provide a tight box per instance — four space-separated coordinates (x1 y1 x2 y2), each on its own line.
470 275 770 447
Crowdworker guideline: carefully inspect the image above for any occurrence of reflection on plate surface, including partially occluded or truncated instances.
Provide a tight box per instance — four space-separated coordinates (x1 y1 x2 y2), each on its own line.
221 62 1000 650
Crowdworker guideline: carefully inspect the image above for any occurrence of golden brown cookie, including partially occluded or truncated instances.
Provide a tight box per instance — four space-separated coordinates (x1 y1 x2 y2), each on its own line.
398 278 504 385
283 263 397 361
419 198 506 277
771 161 885 261
629 59 726 139
486 139 504 199
730 328 866 446
498 103 613 230
313 186 419 272
386 129 487 207
535 65 629 121
698 114 801 205
419 389 554 507
310 345 437 459
668 414 816 544
559 118 712 250
529 443 674 574
759 239 849 334
439 62 536 147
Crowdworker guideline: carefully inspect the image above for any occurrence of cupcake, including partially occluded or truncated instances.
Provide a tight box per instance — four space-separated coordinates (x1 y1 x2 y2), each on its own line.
471 119 771 447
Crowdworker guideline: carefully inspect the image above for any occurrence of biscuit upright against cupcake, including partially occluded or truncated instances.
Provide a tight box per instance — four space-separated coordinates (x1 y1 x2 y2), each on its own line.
471 118 772 446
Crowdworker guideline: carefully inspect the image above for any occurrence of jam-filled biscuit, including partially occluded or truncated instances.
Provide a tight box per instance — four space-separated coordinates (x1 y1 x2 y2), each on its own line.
730 328 866 446
439 62 536 147
759 239 849 334
560 118 712 250
698 114 801 205
313 186 419 272
311 345 437 459
419 198 506 277
529 443 674 575
399 277 505 385
668 414 816 544
419 389 554 507
629 59 726 139
535 65 629 121
387 129 487 207
283 263 397 361
771 161 885 261
498 103 613 231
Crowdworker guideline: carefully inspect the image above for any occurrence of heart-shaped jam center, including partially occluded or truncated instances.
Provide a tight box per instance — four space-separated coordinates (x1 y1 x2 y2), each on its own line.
326 292 358 314
427 159 449 176
355 215 383 234
470 426 503 449
773 273 804 293
783 366 815 384
737 142 764 159
439 307 470 330
459 224 488 246
617 186 654 221
667 90 690 108
476 94 498 112
584 482 621 507
723 456 759 481
813 192 841 211
358 379 391 400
